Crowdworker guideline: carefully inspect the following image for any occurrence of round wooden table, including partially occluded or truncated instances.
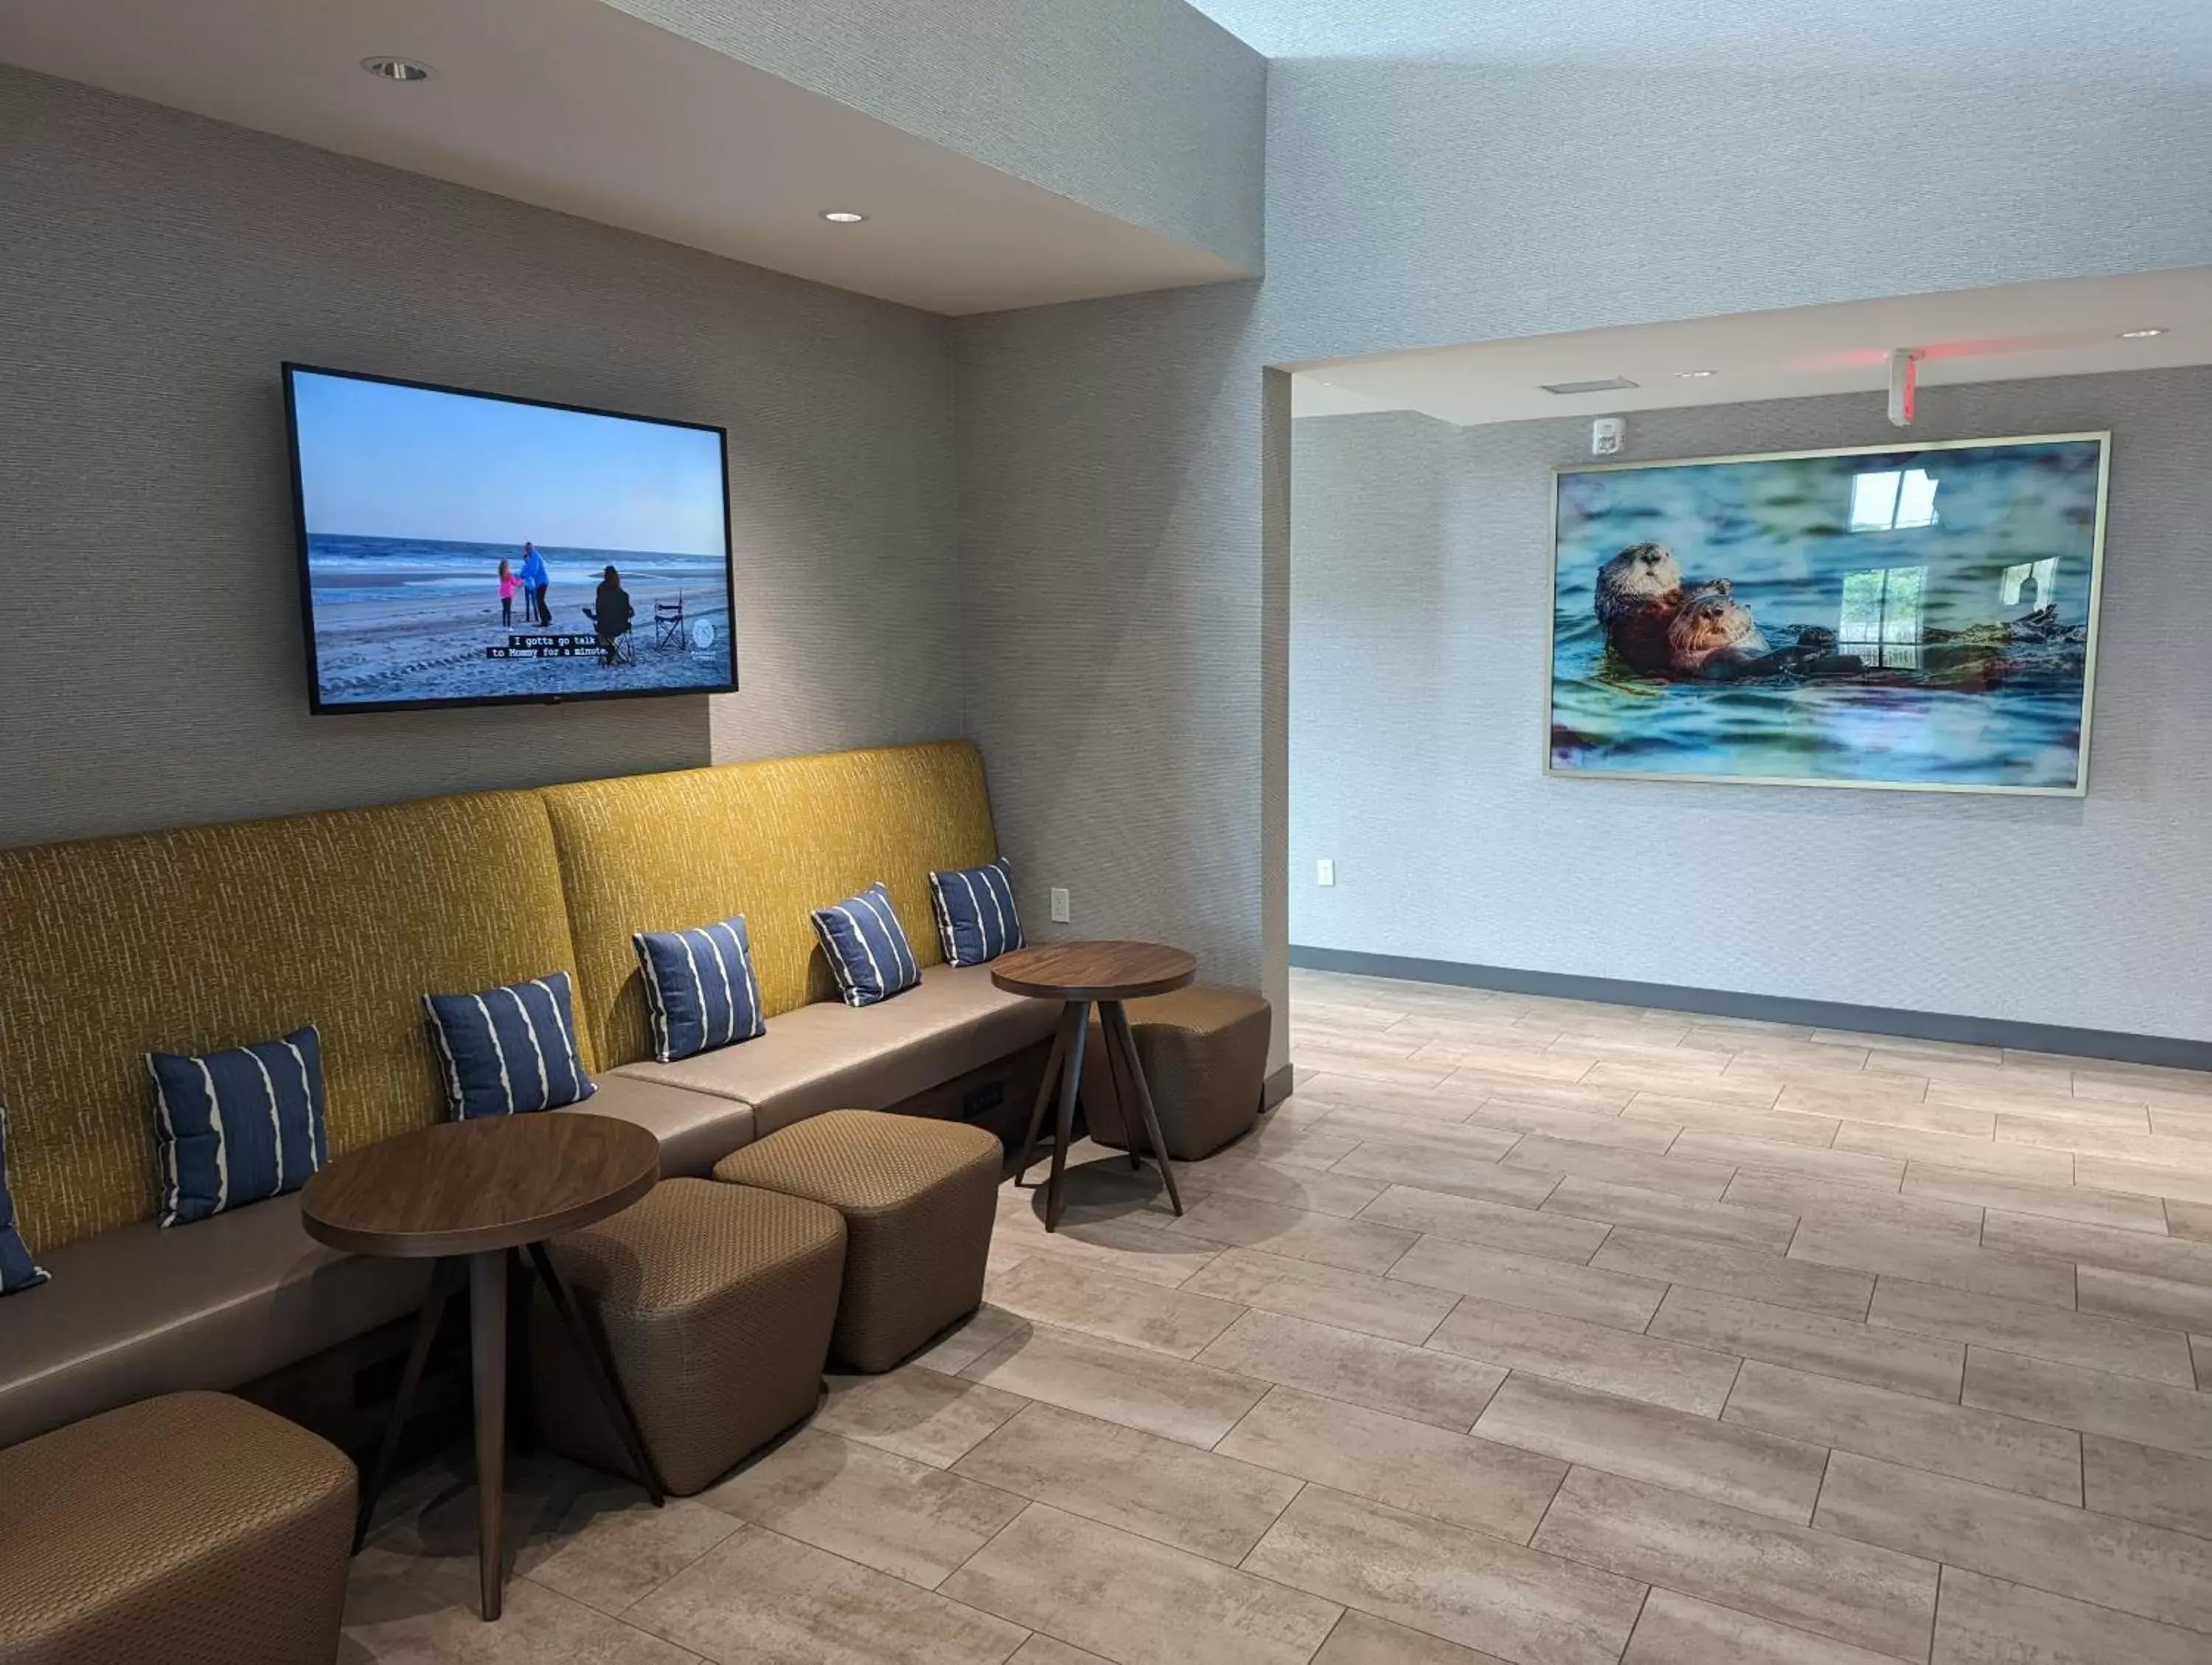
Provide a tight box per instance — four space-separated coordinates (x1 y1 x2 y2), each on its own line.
302 1113 661 1621
993 941 1197 1231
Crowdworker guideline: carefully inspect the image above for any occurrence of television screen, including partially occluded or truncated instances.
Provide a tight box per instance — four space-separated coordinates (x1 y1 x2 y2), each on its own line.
284 364 737 712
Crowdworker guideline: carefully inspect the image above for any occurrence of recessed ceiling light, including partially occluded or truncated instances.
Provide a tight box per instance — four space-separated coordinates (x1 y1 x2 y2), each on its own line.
820 210 867 224
360 56 434 82
1541 377 1639 396
2120 327 2167 339
1676 369 1717 379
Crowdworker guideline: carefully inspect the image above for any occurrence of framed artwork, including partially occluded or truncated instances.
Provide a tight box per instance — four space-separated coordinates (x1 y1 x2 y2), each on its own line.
1546 432 2110 794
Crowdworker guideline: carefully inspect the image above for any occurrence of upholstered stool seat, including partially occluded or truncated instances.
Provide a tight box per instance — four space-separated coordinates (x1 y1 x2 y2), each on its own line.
531 1178 845 1495
1081 986 1272 1161
714 1110 1000 1373
0 1390 355 1665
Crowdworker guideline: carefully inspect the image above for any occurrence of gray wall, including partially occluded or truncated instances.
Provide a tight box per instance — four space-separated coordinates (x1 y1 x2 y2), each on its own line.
956 46 2212 1066
1290 370 2212 1043
0 68 961 849
605 0 1267 272
957 282 1268 981
1263 60 2212 361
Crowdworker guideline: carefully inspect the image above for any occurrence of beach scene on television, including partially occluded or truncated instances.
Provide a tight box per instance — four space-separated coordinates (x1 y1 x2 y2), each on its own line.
289 369 735 709
1548 436 2107 793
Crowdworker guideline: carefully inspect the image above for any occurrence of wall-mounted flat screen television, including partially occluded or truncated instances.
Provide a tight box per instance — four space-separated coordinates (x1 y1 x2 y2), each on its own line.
284 364 737 713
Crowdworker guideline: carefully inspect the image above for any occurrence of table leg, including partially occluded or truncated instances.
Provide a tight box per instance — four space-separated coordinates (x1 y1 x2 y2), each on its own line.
1044 1000 1091 1231
1094 1002 1143 1172
467 1248 508 1622
527 1241 667 1504
1105 1001 1183 1216
1012 1009 1072 1189
353 1256 461 1551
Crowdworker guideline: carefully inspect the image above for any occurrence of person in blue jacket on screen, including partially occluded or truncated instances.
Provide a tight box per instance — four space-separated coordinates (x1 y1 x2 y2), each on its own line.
519 542 552 627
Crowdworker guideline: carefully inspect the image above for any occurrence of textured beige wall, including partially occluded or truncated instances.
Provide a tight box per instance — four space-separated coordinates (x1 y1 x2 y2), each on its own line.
956 282 1271 1029
0 68 961 849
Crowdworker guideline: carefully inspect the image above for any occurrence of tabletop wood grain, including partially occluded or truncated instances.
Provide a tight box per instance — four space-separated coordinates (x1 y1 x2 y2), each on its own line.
300 1112 658 1258
992 941 1197 1002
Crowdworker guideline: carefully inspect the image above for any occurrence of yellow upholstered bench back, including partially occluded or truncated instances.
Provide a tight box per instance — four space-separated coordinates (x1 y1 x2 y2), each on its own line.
542 741 998 1069
0 791 582 1252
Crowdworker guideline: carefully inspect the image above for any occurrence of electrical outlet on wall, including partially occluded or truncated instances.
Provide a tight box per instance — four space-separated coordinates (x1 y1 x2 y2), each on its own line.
1049 886 1071 923
1316 858 1335 886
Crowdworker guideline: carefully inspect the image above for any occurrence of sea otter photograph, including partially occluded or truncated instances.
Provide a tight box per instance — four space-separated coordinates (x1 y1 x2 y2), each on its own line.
1548 434 2108 793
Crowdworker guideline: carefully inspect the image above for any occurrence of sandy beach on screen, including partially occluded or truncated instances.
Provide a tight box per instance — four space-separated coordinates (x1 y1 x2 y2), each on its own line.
311 569 731 703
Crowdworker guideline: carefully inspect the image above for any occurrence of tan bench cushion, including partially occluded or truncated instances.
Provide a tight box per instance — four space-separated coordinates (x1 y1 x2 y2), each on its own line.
565 1071 759 1178
0 1195 430 1451
615 964 1058 1138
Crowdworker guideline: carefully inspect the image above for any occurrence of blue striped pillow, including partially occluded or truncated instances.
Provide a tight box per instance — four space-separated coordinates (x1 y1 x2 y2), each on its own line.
147 1027 330 1228
0 1105 49 1294
810 883 920 1007
929 857 1025 967
423 972 595 1121
634 914 768 1063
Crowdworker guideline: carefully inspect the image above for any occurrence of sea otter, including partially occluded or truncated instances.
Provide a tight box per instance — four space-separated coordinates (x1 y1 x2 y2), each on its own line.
1592 543 1684 675
1667 583 1771 678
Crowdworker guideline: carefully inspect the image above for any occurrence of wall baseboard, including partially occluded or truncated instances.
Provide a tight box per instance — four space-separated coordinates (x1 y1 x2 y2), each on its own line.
1262 1063 1295 1111
1288 946 2212 1073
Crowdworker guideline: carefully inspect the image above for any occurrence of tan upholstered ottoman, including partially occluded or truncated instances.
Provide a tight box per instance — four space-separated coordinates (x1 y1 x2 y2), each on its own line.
714 1110 1001 1373
532 1178 845 1495
1081 986 1272 1161
0 1391 354 1665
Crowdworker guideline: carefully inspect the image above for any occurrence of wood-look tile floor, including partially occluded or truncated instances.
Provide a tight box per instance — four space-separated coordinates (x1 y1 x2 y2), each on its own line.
342 968 2212 1664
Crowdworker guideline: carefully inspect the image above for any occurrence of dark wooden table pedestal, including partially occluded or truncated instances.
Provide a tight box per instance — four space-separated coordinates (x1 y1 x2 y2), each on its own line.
302 1113 664 1621
993 942 1198 1232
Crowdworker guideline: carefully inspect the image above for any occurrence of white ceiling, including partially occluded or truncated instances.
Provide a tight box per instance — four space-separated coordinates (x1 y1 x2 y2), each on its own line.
1291 268 2212 427
1185 0 2212 80
0 0 1246 317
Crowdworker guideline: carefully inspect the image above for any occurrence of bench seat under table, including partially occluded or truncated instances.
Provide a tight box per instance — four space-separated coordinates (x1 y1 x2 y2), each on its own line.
0 1194 431 1453
614 962 1057 1141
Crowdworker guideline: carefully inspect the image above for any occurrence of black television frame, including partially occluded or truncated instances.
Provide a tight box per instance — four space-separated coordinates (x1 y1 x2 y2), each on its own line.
282 361 739 715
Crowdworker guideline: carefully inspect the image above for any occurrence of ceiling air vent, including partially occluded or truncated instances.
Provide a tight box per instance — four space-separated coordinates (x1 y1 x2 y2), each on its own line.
1541 377 1641 395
